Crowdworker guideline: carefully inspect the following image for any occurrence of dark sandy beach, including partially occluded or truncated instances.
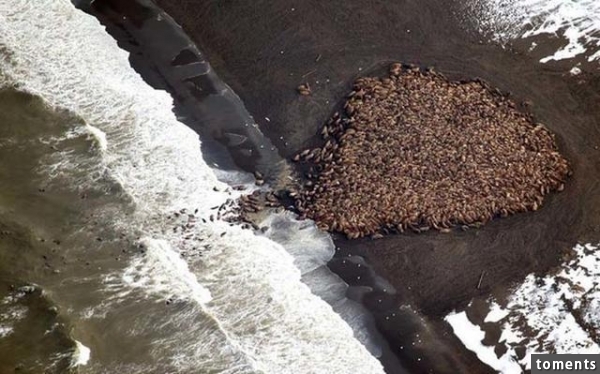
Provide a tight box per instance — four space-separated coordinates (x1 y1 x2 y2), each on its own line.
83 0 600 372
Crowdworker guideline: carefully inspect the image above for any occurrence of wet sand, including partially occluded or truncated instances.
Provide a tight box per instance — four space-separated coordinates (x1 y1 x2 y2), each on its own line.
85 0 600 372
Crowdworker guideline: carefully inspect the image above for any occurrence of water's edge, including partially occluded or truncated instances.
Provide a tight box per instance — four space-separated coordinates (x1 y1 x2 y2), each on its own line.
71 0 404 372
0 0 393 372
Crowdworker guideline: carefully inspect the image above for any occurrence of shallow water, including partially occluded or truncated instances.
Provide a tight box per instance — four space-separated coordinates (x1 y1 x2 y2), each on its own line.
461 0 600 66
0 90 87 374
446 242 600 373
0 0 386 373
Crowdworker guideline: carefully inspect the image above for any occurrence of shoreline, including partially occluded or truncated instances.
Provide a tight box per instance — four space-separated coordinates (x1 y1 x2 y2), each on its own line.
82 0 600 373
76 0 284 176
77 1 407 372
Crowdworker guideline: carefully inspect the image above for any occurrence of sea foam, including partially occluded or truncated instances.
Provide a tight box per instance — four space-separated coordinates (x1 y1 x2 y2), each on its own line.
0 1 384 373
70 340 91 368
465 0 600 64
446 243 600 373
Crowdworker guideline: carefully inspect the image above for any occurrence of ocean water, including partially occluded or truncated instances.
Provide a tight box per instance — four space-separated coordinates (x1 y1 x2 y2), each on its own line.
0 1 385 373
446 243 600 374
445 2 600 372
463 0 600 65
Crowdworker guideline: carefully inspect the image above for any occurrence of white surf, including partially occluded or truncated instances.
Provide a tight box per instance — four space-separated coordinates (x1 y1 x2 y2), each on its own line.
465 0 600 64
446 242 600 373
0 1 385 373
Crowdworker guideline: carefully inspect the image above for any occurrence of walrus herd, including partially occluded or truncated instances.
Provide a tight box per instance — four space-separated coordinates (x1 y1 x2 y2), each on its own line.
290 63 571 238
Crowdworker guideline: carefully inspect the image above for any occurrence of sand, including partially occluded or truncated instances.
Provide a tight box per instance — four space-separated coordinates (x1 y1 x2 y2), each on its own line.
87 0 600 372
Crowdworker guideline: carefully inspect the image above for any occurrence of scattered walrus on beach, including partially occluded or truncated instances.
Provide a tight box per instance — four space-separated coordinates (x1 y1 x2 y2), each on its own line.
290 63 571 239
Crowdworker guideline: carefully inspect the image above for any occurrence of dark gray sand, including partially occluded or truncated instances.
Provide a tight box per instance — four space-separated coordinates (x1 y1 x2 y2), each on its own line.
85 0 600 373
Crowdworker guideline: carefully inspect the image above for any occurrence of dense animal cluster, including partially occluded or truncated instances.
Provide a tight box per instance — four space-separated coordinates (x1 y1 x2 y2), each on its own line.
234 189 283 229
168 177 283 249
291 63 570 238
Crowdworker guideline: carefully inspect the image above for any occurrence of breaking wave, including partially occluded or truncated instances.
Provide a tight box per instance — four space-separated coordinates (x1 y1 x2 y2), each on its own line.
463 0 600 64
0 0 384 373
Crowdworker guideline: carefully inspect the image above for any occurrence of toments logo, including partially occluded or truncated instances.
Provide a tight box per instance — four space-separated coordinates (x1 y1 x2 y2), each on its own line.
532 354 599 373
